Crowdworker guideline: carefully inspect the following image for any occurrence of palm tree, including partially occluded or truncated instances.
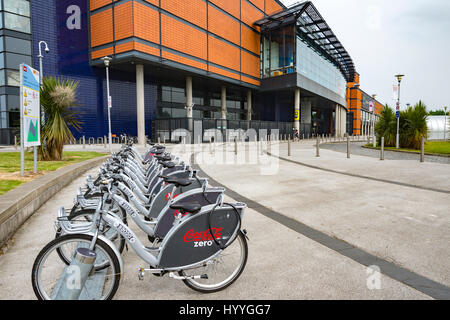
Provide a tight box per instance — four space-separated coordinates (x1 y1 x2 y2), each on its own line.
375 104 397 147
39 77 82 160
400 101 428 149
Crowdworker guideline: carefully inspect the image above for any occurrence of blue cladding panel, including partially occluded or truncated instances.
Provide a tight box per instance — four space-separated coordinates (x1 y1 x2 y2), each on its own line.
30 0 157 139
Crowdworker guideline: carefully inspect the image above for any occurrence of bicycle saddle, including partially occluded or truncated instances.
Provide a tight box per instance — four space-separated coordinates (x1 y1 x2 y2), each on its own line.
160 161 175 168
164 177 192 187
155 155 171 161
152 149 164 155
170 201 201 214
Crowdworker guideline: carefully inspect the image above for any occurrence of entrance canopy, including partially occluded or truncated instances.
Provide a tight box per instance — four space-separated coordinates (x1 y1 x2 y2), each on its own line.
255 1 355 83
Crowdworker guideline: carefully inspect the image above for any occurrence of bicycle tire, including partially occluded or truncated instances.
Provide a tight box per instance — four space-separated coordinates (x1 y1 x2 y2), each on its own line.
31 234 121 300
179 230 248 293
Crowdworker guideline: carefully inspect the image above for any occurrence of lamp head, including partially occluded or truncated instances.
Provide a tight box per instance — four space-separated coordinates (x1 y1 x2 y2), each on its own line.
101 56 112 67
395 74 405 83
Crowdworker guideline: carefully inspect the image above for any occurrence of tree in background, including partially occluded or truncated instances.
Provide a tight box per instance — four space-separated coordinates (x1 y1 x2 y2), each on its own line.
375 101 428 149
399 101 428 149
375 104 397 147
39 77 81 160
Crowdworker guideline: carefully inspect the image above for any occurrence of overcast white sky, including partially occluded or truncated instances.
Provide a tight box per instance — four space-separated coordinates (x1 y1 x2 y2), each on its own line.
281 0 450 110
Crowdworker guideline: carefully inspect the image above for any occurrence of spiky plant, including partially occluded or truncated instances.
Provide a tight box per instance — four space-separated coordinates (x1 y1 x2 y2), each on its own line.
400 101 428 149
375 104 397 147
39 77 82 160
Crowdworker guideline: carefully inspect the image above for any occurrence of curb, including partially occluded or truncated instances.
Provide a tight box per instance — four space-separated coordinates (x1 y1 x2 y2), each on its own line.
361 145 450 158
0 155 109 248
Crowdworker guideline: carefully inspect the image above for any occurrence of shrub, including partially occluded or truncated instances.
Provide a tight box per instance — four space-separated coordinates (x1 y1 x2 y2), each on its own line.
39 77 82 160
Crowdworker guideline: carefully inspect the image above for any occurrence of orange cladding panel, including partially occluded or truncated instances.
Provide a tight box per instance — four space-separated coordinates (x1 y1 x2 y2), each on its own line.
90 9 113 47
134 2 160 44
114 1 133 41
143 0 159 6
241 75 260 86
135 42 160 57
90 0 112 11
241 50 260 78
208 5 240 45
208 36 240 71
161 15 207 60
209 65 240 81
241 25 260 54
162 50 207 70
91 46 114 60
241 0 264 28
115 41 134 54
161 0 207 29
209 0 240 19
249 0 265 11
265 0 282 14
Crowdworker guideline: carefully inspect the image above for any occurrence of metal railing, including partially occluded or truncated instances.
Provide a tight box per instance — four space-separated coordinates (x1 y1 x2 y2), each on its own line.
151 118 311 143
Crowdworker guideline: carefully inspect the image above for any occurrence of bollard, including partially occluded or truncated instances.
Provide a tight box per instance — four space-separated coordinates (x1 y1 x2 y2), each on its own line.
316 136 320 157
158 137 160 144
14 136 17 149
209 137 212 154
83 136 86 149
420 137 425 163
347 135 350 159
380 137 385 161
54 247 97 300
234 137 237 155
104 135 107 148
288 138 291 157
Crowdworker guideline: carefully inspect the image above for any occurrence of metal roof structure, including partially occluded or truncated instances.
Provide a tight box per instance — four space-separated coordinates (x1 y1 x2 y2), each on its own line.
254 1 356 82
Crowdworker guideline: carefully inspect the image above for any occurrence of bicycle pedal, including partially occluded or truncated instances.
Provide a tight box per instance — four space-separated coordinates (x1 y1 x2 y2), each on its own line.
138 268 145 281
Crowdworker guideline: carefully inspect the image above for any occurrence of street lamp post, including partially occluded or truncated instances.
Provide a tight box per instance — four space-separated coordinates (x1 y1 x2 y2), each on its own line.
102 56 113 154
444 106 448 141
371 94 377 145
38 41 49 123
395 74 405 149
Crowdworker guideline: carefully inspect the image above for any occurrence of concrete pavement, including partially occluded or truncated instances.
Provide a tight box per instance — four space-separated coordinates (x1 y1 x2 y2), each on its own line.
0 141 448 299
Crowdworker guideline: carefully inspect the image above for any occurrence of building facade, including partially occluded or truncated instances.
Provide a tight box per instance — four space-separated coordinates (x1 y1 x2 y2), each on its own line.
0 0 383 144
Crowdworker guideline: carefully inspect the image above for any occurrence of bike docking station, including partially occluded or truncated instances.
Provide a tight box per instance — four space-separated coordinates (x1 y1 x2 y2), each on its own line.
51 248 104 300
31 140 249 300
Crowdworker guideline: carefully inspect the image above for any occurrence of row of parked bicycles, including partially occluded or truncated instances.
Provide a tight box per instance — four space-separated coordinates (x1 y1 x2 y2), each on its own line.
31 142 249 300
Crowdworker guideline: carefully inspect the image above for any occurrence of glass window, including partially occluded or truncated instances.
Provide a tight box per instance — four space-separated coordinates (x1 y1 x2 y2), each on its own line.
0 95 6 112
171 108 186 118
0 54 4 69
161 87 171 102
6 70 20 86
4 37 31 55
160 86 186 104
5 52 32 69
0 112 7 128
210 99 221 107
4 0 30 17
0 70 5 86
8 111 20 127
7 95 20 111
4 13 31 33
296 38 346 99
171 88 185 104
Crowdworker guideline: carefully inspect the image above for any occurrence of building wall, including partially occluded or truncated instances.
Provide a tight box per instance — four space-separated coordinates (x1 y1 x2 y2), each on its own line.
89 0 283 88
346 73 383 135
30 0 157 139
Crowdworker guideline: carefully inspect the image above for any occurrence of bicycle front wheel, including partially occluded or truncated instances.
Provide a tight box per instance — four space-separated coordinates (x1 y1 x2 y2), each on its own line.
32 234 121 300
179 230 248 293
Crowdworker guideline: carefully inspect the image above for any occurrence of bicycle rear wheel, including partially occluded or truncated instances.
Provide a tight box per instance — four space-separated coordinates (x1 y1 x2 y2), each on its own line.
179 230 248 293
32 234 121 300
